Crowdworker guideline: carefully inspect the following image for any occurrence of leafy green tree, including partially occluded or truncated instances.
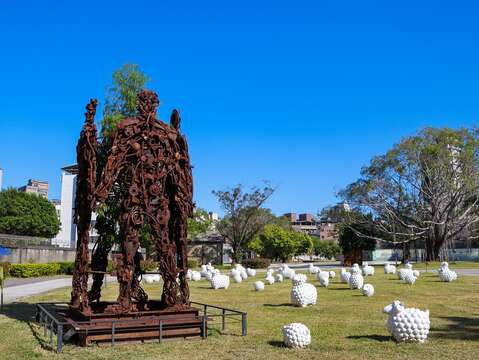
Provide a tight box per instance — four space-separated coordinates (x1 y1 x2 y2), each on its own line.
188 208 214 240
312 238 341 259
0 189 60 238
252 224 314 262
100 64 150 138
213 184 275 263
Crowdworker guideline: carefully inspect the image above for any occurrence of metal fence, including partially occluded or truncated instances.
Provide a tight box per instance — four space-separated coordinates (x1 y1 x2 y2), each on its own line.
35 301 247 353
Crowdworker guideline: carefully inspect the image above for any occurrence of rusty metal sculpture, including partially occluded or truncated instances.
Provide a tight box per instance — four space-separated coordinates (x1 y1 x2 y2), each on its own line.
70 90 193 314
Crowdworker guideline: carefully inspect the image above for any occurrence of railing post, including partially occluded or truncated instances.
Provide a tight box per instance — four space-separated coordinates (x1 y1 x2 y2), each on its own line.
43 314 47 337
201 316 207 339
159 320 163 343
57 324 63 353
241 313 247 336
111 321 116 346
50 319 53 344
222 309 226 331
203 304 207 317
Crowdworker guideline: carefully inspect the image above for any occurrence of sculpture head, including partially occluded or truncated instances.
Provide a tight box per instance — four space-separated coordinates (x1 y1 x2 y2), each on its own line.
383 300 404 315
170 109 181 130
137 90 160 120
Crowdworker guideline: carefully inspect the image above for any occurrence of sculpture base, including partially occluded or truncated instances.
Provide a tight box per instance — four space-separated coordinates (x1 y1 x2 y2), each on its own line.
64 302 205 346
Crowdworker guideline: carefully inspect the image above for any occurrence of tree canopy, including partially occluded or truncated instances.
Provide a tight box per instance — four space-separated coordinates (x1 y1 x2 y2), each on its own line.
250 224 313 262
0 189 60 238
187 208 214 240
339 127 479 260
213 184 275 263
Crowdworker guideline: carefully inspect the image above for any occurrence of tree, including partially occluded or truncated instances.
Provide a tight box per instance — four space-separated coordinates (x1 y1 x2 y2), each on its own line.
100 64 150 138
312 238 341 259
95 64 151 251
339 127 479 261
0 189 60 238
337 214 377 264
213 184 274 263
252 224 313 262
187 208 214 240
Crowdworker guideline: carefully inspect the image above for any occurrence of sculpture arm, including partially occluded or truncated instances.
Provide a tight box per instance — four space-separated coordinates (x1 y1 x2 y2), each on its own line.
94 129 129 207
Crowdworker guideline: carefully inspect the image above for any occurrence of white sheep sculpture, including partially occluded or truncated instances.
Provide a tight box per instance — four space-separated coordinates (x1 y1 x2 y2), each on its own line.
291 276 317 307
348 266 364 290
384 262 396 274
362 283 374 297
383 300 430 343
253 281 265 291
438 262 458 282
362 262 375 276
282 323 311 348
210 274 230 290
246 268 256 277
340 268 351 284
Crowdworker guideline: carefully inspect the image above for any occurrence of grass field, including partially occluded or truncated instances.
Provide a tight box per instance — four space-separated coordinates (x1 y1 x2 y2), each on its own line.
0 266 478 360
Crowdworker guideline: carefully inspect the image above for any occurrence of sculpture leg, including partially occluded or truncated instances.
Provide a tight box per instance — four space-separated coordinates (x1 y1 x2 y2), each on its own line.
151 203 182 308
71 221 91 313
131 250 148 307
169 207 189 304
116 208 142 312
88 239 112 303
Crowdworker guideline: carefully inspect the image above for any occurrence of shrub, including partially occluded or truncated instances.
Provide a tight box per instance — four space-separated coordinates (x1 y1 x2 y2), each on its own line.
58 261 75 275
187 258 198 269
242 257 271 269
140 259 158 272
9 263 61 277
0 261 11 278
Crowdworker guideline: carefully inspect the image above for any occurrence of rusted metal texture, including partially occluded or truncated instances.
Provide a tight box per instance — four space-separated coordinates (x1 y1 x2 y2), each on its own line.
71 90 193 314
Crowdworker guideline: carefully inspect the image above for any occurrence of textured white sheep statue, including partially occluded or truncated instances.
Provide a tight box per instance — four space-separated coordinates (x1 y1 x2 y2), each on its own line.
362 262 375 276
210 274 230 290
383 300 430 343
282 323 311 348
253 281 265 291
348 266 364 289
438 262 458 282
384 262 396 274
291 275 317 307
340 268 351 284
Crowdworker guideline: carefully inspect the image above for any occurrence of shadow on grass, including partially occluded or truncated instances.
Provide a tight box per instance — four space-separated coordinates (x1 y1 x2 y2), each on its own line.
263 303 293 308
268 340 286 348
328 288 351 291
347 334 391 342
432 316 479 341
0 302 54 351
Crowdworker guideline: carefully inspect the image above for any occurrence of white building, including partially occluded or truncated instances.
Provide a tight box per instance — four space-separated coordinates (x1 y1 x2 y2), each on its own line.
0 167 3 190
52 165 98 248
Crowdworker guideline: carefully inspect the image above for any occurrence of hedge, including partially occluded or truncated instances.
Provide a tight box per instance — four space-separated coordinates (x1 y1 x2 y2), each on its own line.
241 257 271 269
9 263 62 278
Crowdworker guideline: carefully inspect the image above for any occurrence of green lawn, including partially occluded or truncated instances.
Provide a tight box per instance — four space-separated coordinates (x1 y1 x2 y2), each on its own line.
1 269 478 360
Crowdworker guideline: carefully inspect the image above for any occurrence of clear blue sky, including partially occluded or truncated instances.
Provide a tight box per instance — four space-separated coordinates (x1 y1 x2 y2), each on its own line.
0 1 478 216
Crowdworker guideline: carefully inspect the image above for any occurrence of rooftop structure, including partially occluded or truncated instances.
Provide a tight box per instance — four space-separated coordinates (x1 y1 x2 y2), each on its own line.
19 179 49 198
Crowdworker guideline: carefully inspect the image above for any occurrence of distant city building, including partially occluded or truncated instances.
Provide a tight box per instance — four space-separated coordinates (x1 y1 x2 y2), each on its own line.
284 212 320 235
284 203 351 241
0 167 3 190
19 179 49 198
208 212 219 222
51 165 98 248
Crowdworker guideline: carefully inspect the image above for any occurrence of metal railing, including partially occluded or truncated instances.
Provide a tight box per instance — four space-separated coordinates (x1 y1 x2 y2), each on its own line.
190 301 248 337
35 301 247 353
35 303 68 353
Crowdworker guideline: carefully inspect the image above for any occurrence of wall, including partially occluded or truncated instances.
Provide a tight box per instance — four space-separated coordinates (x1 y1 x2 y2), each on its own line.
0 245 76 264
363 248 479 262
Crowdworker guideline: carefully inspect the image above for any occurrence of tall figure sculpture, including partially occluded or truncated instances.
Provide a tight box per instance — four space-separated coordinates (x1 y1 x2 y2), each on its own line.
71 99 98 314
71 90 193 314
